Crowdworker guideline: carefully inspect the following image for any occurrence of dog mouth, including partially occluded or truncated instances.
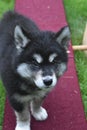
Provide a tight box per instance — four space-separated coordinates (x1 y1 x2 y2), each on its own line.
34 71 57 89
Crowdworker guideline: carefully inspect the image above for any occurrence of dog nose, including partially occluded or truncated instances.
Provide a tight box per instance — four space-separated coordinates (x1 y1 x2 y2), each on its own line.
43 79 52 86
43 76 53 86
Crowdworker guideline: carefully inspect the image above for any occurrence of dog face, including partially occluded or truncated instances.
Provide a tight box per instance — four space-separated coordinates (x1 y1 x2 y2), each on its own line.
15 25 70 89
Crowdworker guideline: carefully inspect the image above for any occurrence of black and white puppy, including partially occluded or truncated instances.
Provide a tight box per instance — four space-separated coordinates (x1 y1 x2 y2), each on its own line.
0 11 70 130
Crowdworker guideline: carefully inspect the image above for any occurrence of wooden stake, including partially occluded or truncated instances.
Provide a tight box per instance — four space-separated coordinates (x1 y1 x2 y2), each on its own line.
72 23 87 54
82 23 87 55
72 45 87 51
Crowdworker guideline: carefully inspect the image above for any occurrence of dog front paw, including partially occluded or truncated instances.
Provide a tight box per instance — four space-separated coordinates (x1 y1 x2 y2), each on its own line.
31 107 48 121
15 121 30 130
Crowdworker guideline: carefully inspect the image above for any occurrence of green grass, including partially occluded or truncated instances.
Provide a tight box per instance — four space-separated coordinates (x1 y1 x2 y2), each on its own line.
0 81 5 130
63 0 87 117
0 0 14 17
0 0 87 130
0 1 14 130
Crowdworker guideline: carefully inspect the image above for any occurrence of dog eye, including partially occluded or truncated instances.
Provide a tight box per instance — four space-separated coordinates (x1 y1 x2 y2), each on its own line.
32 59 40 66
52 59 58 64
51 58 61 64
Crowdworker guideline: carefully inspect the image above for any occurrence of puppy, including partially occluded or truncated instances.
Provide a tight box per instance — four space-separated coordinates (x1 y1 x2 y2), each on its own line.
0 11 70 130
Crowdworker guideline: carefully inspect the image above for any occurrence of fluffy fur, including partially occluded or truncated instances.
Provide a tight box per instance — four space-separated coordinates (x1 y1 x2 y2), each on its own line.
0 11 70 130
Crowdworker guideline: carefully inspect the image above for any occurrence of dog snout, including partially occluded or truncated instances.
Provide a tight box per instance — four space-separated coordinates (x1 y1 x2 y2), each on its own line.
43 76 53 86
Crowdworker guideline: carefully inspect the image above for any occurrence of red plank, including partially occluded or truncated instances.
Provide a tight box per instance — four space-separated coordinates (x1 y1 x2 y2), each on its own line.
3 0 87 130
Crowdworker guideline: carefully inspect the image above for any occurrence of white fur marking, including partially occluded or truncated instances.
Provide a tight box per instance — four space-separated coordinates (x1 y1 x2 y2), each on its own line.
15 110 30 130
33 54 43 63
15 109 30 121
49 53 57 62
14 25 29 49
57 27 70 44
34 70 57 88
34 70 45 88
42 76 52 81
31 107 48 121
14 87 52 103
14 94 32 103
15 120 30 130
52 73 57 87
58 63 67 76
17 63 31 78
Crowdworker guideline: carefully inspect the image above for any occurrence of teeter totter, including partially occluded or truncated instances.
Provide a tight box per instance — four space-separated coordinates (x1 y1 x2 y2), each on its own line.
2 0 87 130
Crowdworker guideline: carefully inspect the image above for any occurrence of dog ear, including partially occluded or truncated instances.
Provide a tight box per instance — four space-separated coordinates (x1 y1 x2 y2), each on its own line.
55 26 70 50
14 25 30 50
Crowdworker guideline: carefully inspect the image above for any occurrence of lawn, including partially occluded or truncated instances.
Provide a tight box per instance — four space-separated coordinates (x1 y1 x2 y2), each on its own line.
63 0 87 117
0 0 87 130
0 1 15 130
0 0 14 17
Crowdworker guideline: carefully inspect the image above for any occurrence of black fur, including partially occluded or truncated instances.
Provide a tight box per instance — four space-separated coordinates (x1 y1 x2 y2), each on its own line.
0 11 70 114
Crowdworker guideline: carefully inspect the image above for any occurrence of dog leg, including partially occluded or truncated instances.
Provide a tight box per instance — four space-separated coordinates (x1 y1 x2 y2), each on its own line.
15 105 31 130
31 98 48 121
